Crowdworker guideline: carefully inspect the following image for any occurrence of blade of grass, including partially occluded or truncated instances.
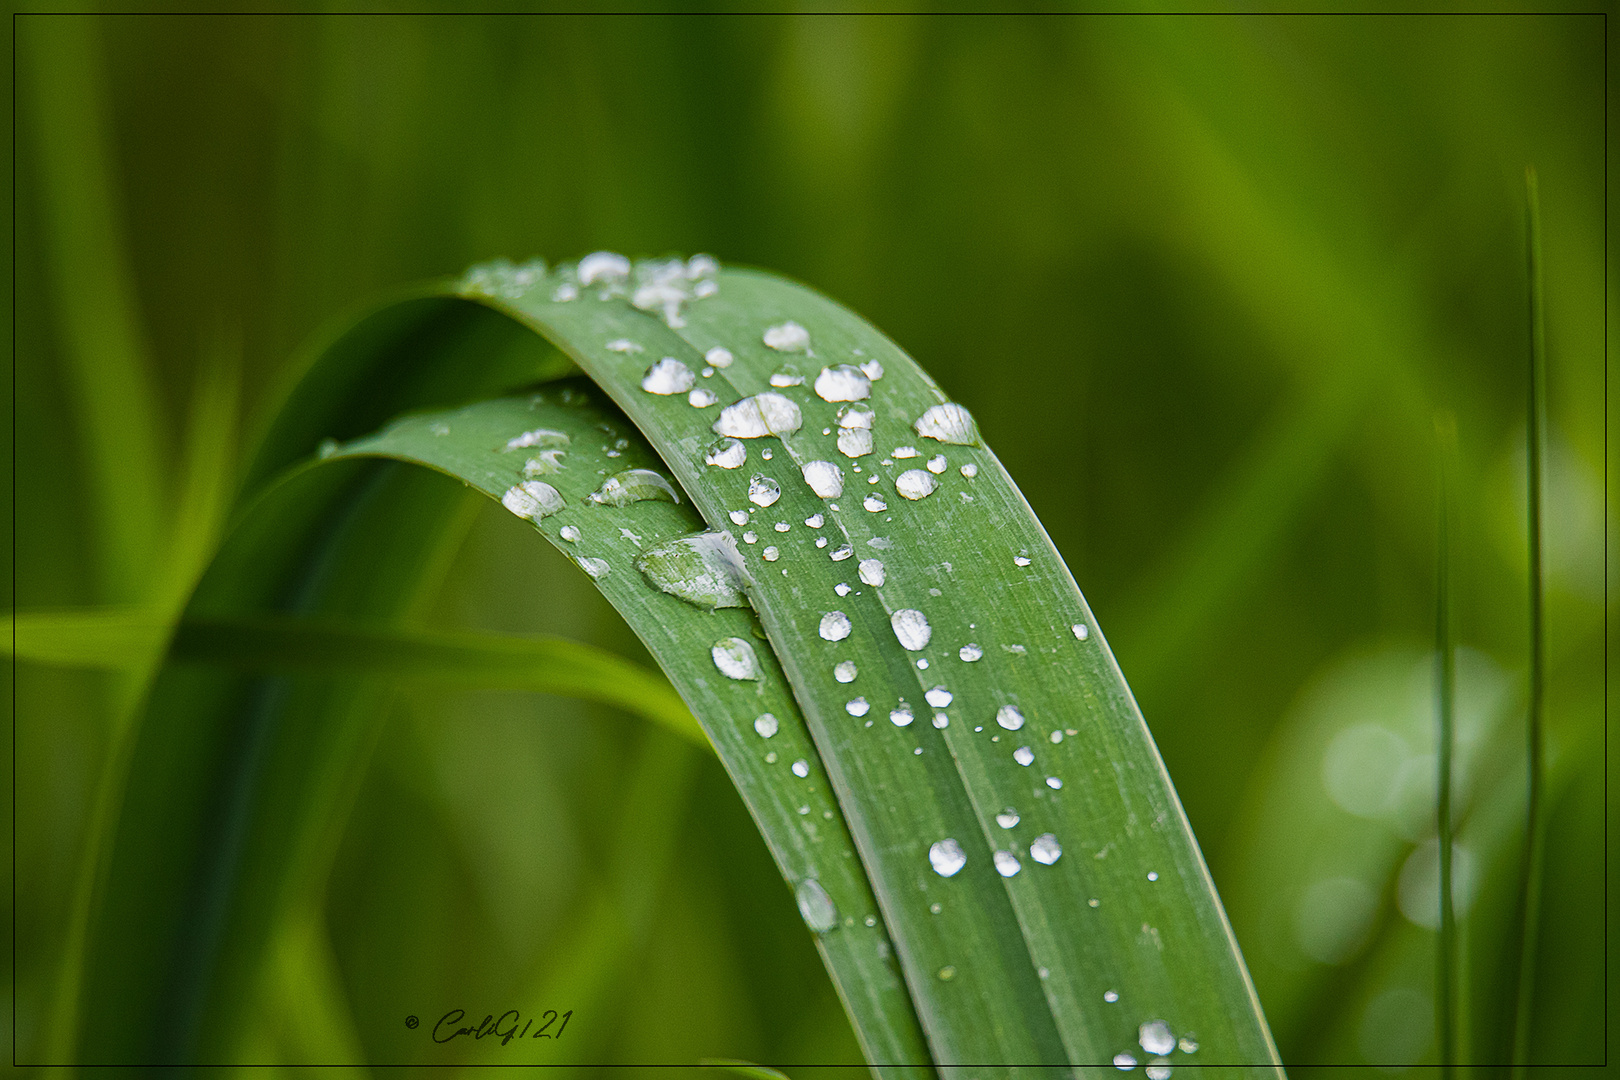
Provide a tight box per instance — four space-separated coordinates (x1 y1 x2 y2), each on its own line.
1510 166 1547 1078
1435 413 1458 1077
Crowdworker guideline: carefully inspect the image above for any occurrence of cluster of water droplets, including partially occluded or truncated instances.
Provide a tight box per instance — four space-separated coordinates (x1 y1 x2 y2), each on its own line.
1113 1019 1195 1077
458 256 548 300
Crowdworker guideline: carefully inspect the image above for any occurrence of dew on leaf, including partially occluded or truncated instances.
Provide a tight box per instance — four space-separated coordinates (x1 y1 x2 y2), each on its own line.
711 637 760 680
578 251 630 284
770 367 805 387
1139 1021 1175 1056
641 357 695 395
589 469 680 507
805 512 825 527
927 454 948 474
834 660 858 683
1146 1060 1172 1080
1073 623 1090 640
1105 990 1120 1003
819 611 852 641
803 460 845 498
775 522 790 532
505 427 571 452
815 364 872 402
838 428 874 458
994 851 1022 877
729 509 749 525
523 450 567 476
559 525 581 543
575 556 610 578
864 494 888 512
1113 1052 1136 1070
933 713 949 728
763 321 810 352
706 346 734 368
749 474 782 507
929 838 967 877
961 463 979 478
714 393 802 438
795 879 839 933
891 609 931 650
791 759 810 778
890 703 914 727
925 686 953 708
914 402 980 445
1013 746 1035 766
959 643 983 662
846 697 870 717
996 809 1020 829
858 559 885 586
605 338 642 353
688 387 718 408
706 438 747 469
1030 834 1062 865
636 532 749 609
762 546 779 561
896 470 937 500
1047 777 1064 789
502 481 566 521
754 713 779 738
830 544 854 561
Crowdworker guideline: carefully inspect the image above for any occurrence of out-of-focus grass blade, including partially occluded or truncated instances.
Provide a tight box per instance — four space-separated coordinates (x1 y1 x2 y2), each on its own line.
6 607 172 668
449 257 1280 1072
700 1058 794 1080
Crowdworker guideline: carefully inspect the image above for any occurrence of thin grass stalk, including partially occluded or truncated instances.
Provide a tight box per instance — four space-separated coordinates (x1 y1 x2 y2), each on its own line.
1509 165 1547 1077
1434 413 1457 1078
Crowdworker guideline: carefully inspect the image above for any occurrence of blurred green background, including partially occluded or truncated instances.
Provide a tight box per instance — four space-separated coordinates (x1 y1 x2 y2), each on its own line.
8 8 1609 1074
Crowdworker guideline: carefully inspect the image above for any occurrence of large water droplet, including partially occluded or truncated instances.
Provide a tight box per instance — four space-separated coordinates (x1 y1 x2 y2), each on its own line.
506 428 571 451
762 546 779 561
575 556 610 578
712 637 760 680
864 494 888 513
559 525 581 543
764 320 810 352
502 481 566 520
1139 1020 1175 1056
959 643 983 662
578 251 630 285
714 393 802 438
925 686 953 708
815 364 872 402
838 403 875 429
890 703 914 727
837 428 874 457
803 460 845 498
749 475 782 507
830 543 854 561
1113 1053 1136 1070
891 609 931 650
728 510 749 526
1030 833 1062 865
846 697 870 717
688 387 718 408
635 531 749 609
996 809 1020 829
927 454 948 474
523 450 567 476
754 713 779 738
706 346 734 368
913 402 980 445
997 705 1026 731
819 611 852 641
896 469 938 500
641 357 696 395
706 438 747 469
834 660 858 683
589 469 681 507
1013 746 1035 766
929 838 967 877
860 359 884 380
796 878 839 933
1104 990 1119 1003
994 851 1022 877
858 558 885 586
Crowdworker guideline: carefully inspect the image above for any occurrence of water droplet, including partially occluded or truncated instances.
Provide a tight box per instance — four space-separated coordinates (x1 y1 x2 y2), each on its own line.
711 637 760 680
641 357 696 395
892 446 918 459
774 522 790 533
769 367 805 387
837 428 874 458
505 428 571 452
819 611 852 641
1013 746 1035 766
830 544 854 561
913 402 980 445
868 475 880 485
754 714 779 738
1047 777 1063 789
791 758 809 778
557 525 581 544
1145 1060 1172 1080
762 546 780 561
929 838 967 877
706 346 734 368
846 697 870 717
890 609 932 650
1073 623 1090 640
714 393 802 438
1029 833 1062 865
864 494 888 512
834 660 858 683
575 556 610 578
961 463 979 478
994 851 1021 877
896 469 937 500
816 537 829 548
552 282 578 302
890 703 915 727
863 914 877 926
635 531 749 609
1090 898 1101 908
606 338 642 354
1113 1052 1136 1070
728 510 749 526
589 469 681 507
959 643 983 662
834 583 851 596
743 531 758 544
857 559 885 586
795 878 839 933
837 403 875 429
749 474 782 507
997 705 1026 731
578 251 630 284
815 364 872 402
706 438 747 469
761 447 773 460
1147 870 1158 881
932 713 949 728
860 359 884 380
916 658 929 669
688 387 718 408
803 460 845 498
925 686 953 708
522 449 567 476
937 965 956 981
1050 730 1064 744
766 751 778 763
763 320 810 352
1014 551 1032 567
1104 990 1120 1003
805 512 824 527
926 454 948 474
502 481 566 520
1178 1037 1198 1054
1138 1020 1175 1056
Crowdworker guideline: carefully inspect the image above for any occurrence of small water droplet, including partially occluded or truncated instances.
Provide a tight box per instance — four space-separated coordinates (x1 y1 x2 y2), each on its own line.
929 902 942 914
1139 1020 1175 1056
834 660 858 683
711 637 760 680
892 446 918 459
1104 991 1120 1004
706 346 734 368
791 758 809 778
714 393 802 438
605 338 642 353
846 697 870 717
1178 1037 1198 1055
743 531 758 544
959 643 983 662
890 703 914 727
795 878 839 933
1089 898 1101 908
937 965 956 981
754 714 779 738
868 475 880 485
848 560 884 589
688 387 718 408
505 428 570 452
815 537 828 548
749 474 782 507
916 658 929 669
765 751 778 763
926 454 948 474
860 359 884 379
522 449 567 476
997 705 1026 731
837 428 873 458
769 366 805 387
1113 1052 1136 1069
575 556 610 578
557 525 581 544
961 462 979 478
774 522 791 533
1145 1060 1172 1080
804 512 824 527
502 481 567 520
834 582 851 596
578 251 630 284
925 686 953 708
814 364 872 402
1073 623 1090 640
933 713 949 728
995 810 1020 829
641 357 696 395
1014 746 1035 767
994 851 1022 877
551 282 578 302
1050 730 1064 744
728 510 749 526
913 402 980 445
1030 833 1062 865
589 469 681 507
1147 870 1158 881
830 544 854 561
763 546 780 561
763 320 810 352
929 838 967 877
819 611 852 641
803 460 845 498
863 494 888 512
1047 777 1064 790
895 470 937 500
890 609 931 650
